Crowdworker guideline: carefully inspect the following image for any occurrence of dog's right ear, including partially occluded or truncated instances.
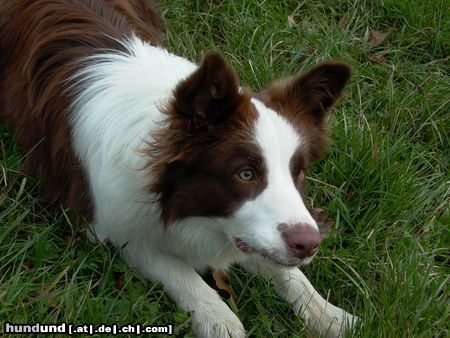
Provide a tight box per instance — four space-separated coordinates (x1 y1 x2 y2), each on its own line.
257 62 351 127
171 51 241 132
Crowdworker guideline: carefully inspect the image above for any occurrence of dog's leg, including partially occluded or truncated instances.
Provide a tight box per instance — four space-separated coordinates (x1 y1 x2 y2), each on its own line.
125 247 245 338
240 259 358 337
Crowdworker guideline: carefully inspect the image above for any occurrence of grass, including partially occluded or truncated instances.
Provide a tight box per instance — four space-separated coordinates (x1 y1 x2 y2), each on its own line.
1 0 449 336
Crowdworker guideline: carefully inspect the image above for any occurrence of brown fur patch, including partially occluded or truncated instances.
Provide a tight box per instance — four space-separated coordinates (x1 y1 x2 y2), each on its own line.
0 0 164 219
105 0 164 42
144 52 264 224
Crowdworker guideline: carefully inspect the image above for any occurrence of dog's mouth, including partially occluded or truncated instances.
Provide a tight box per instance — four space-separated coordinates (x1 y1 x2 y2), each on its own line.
233 237 255 253
232 237 304 267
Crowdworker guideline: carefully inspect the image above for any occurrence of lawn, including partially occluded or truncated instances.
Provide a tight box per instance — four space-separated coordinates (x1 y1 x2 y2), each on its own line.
1 0 449 337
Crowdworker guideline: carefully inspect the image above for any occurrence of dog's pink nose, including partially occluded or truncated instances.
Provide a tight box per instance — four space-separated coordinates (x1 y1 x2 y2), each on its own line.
281 223 321 259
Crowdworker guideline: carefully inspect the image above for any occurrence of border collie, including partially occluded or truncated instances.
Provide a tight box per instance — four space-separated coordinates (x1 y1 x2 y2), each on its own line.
0 0 357 336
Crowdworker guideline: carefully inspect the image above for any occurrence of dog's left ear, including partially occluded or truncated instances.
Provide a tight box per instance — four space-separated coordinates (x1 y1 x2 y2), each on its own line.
172 51 241 132
259 62 351 126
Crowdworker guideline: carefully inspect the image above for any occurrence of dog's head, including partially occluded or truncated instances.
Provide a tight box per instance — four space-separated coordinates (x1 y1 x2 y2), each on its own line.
148 52 350 266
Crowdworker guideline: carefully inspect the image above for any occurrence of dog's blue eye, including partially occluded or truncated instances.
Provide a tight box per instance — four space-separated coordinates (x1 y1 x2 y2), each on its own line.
239 169 254 181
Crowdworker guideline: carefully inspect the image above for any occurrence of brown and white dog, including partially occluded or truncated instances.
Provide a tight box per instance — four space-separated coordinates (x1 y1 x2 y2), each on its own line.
0 1 357 336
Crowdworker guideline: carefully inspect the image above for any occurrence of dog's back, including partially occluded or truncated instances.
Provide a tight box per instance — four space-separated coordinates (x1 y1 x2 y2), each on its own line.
0 0 163 217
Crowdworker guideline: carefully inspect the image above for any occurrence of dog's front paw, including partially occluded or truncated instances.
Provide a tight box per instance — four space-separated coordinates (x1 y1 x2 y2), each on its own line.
312 305 359 338
191 307 245 338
